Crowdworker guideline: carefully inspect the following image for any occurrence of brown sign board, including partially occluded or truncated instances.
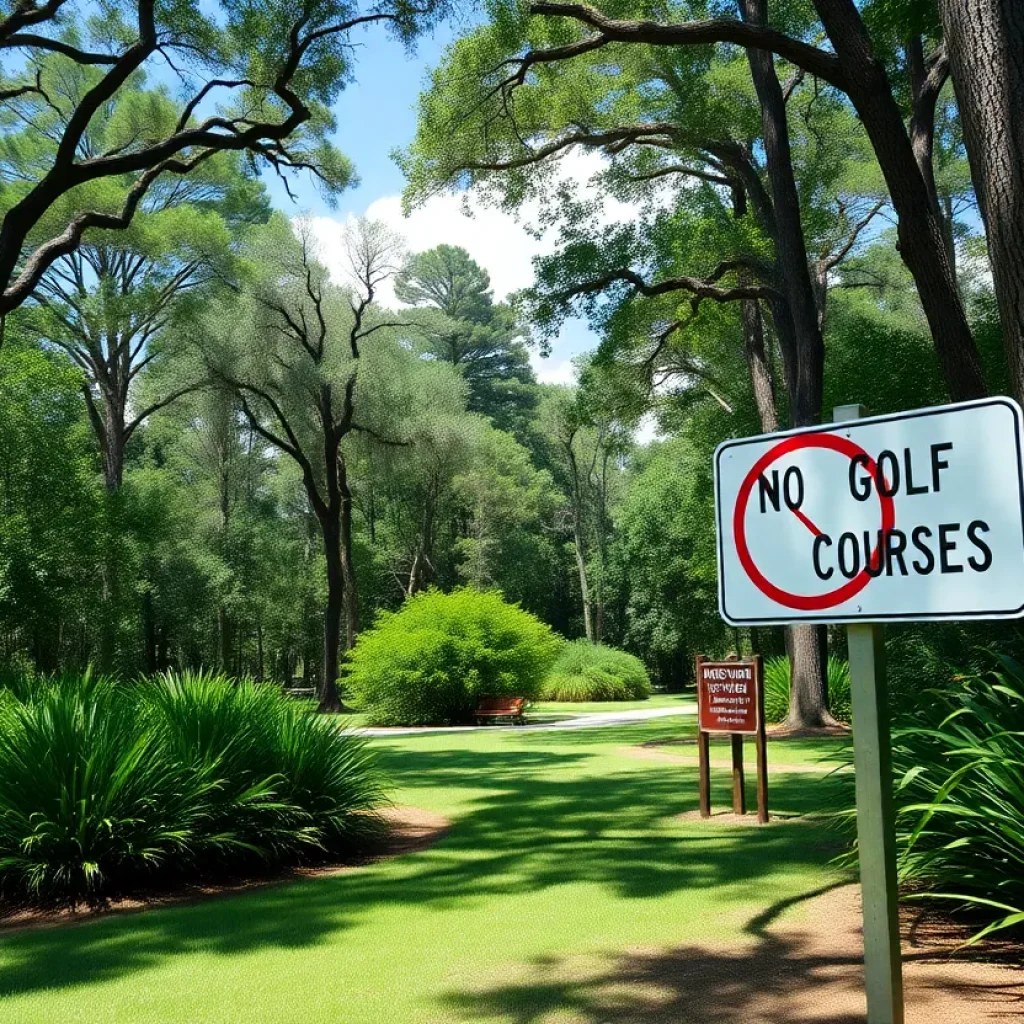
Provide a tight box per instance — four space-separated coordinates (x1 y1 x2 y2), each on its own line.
697 659 760 735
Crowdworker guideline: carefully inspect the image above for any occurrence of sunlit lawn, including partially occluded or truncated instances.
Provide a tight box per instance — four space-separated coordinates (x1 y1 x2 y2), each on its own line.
0 716 849 1024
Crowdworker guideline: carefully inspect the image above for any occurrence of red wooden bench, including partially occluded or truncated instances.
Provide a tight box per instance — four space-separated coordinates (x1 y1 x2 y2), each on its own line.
473 697 526 725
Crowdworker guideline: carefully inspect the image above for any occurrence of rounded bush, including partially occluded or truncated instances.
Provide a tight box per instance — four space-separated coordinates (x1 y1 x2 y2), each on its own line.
540 641 652 702
344 588 562 725
763 655 851 723
0 670 385 907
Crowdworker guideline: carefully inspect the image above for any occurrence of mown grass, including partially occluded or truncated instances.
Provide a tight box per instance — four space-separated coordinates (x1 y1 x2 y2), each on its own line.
0 715 848 1024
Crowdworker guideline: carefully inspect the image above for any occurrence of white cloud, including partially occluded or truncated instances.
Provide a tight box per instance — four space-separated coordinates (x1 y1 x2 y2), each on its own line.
532 356 576 386
302 150 638 373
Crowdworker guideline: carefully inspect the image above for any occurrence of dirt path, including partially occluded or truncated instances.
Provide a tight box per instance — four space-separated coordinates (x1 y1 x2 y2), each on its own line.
454 884 1023 1023
358 704 697 737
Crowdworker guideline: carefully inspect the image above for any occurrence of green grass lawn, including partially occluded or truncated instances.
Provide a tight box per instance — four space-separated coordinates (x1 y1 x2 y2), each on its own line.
0 717 849 1024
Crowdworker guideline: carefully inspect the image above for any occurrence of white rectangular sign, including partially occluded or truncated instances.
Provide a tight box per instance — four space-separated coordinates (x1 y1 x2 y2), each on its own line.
714 398 1024 624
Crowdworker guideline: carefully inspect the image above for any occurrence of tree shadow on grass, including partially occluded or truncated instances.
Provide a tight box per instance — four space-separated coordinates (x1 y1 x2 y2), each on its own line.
437 883 1024 1024
0 744 845 1000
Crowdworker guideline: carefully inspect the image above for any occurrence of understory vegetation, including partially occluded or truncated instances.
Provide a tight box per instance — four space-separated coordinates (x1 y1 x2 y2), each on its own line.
0 671 385 907
343 589 561 725
540 640 652 702
886 657 1024 940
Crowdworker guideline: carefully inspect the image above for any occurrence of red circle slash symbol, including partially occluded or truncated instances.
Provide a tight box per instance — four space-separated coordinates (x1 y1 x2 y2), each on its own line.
732 433 896 611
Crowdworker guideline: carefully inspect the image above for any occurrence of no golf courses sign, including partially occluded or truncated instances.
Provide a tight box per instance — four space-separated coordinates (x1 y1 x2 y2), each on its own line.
714 398 1024 625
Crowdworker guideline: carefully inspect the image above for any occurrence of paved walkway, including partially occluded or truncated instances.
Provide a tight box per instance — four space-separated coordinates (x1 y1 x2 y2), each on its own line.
357 703 696 737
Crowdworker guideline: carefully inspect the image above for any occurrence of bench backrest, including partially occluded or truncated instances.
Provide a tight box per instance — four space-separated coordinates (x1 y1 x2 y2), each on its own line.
477 697 525 712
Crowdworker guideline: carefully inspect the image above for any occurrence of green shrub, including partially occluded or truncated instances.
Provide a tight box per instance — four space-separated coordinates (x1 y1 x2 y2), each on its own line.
0 670 385 907
763 655 851 724
344 588 562 726
882 657 1024 941
540 641 652 702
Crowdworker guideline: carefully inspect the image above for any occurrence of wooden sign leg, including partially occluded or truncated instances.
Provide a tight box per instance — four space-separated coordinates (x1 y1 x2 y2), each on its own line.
756 654 769 823
698 729 711 818
731 734 746 815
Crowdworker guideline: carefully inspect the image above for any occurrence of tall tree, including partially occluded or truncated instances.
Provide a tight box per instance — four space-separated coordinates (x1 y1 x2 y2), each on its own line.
395 245 537 436
537 382 631 643
402 0 988 404
26 137 268 490
0 0 447 316
204 216 408 710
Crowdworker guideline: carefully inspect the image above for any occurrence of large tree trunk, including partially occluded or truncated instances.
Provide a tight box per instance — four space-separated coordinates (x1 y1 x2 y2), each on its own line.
318 515 345 713
741 0 825 429
785 625 833 729
940 0 1024 405
741 297 779 432
811 0 988 402
101 399 126 491
741 0 834 728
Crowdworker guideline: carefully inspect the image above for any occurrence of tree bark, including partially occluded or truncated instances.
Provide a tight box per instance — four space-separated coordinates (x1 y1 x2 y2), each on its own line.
742 298 778 432
339 455 360 650
319 515 345 713
573 518 594 642
101 399 126 491
784 624 832 728
939 0 1024 406
812 0 988 402
741 0 826 427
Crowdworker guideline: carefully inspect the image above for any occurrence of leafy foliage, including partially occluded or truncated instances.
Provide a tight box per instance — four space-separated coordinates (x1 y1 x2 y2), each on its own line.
839 656 1024 941
395 245 537 437
344 588 562 725
541 640 652 702
0 671 385 907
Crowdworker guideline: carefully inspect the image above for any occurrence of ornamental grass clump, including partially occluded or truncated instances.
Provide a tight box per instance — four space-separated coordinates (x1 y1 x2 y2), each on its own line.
834 654 1024 941
763 655 852 723
0 670 386 908
886 656 1024 941
344 588 562 725
540 641 652 702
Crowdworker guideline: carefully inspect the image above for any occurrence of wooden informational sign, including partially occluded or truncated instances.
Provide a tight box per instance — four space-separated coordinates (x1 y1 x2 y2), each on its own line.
714 398 1024 626
698 659 760 734
695 656 768 824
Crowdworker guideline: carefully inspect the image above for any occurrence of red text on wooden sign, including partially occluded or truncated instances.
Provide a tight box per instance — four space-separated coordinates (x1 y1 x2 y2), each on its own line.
698 660 760 734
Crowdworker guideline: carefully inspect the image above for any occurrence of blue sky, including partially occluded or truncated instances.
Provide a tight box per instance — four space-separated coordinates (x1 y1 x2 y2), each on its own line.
262 19 599 385
263 21 459 218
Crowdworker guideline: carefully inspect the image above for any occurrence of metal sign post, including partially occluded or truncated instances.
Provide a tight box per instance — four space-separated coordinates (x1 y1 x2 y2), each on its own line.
836 404 904 1024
